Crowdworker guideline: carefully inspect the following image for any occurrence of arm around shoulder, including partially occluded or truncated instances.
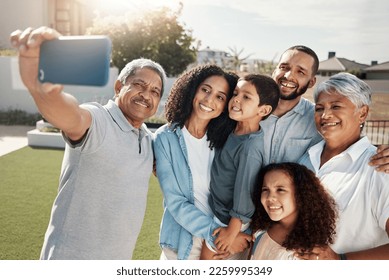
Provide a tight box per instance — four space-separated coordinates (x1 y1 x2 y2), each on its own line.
369 144 389 173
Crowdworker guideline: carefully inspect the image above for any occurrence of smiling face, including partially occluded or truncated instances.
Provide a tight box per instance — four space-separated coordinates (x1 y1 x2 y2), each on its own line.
228 80 261 122
272 50 316 101
114 67 162 128
191 75 229 121
260 169 298 226
314 90 369 147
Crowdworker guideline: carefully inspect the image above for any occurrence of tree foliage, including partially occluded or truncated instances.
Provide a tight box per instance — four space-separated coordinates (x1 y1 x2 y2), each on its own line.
86 5 196 77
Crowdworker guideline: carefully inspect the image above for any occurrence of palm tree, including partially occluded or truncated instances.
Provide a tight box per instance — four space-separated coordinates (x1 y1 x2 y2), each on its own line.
228 46 253 72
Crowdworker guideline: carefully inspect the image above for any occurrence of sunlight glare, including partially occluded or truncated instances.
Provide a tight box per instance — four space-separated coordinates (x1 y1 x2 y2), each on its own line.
94 0 180 15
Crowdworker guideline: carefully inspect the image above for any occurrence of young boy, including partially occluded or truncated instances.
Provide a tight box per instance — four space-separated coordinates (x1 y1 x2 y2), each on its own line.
201 74 280 260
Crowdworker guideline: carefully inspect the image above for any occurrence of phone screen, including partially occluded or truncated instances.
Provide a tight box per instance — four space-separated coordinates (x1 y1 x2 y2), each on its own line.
38 36 112 86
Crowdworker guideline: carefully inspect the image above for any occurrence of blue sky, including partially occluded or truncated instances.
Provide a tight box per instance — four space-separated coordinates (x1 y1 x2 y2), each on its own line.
97 0 389 65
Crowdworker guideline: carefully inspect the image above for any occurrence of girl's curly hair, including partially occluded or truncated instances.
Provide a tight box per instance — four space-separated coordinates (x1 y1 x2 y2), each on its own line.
251 162 338 253
164 64 238 149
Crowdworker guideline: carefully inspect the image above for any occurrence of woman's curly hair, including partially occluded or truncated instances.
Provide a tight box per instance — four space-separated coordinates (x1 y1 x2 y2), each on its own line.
164 64 238 149
251 162 338 253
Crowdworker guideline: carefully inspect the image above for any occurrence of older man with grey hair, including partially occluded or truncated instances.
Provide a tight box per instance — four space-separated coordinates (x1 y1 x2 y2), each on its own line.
10 26 167 260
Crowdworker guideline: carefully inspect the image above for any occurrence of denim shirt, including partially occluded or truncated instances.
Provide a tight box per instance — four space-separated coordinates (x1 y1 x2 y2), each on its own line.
261 97 322 164
153 123 220 260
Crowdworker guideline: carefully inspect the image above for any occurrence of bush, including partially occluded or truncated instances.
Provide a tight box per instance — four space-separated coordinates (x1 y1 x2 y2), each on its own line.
0 109 42 126
0 49 17 56
0 109 167 129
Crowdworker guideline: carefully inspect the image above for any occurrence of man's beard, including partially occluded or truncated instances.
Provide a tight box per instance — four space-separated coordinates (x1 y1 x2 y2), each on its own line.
279 81 310 101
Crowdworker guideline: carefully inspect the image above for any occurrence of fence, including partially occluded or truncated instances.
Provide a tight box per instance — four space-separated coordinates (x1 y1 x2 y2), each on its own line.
364 120 389 145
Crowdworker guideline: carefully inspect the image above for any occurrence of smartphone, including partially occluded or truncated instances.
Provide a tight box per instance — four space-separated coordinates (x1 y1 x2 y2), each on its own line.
38 35 112 86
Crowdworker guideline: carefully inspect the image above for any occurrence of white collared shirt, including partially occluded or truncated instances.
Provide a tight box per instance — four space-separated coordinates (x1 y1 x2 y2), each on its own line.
299 136 389 253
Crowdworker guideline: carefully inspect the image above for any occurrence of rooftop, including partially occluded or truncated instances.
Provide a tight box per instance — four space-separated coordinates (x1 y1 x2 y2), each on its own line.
319 56 369 71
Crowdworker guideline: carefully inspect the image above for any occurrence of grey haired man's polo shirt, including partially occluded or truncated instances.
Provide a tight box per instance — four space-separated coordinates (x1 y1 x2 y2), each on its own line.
40 100 153 260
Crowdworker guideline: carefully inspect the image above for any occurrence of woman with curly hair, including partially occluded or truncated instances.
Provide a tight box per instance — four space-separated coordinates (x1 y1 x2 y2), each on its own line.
250 162 337 260
153 64 251 260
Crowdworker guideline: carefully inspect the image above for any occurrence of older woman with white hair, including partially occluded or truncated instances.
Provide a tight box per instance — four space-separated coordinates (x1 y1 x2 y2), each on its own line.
298 72 389 260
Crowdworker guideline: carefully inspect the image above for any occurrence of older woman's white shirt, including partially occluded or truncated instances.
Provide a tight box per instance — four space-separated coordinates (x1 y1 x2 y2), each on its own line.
299 136 389 253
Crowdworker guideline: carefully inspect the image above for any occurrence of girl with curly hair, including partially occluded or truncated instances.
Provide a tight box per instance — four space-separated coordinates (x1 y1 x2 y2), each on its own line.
153 64 250 260
250 162 337 260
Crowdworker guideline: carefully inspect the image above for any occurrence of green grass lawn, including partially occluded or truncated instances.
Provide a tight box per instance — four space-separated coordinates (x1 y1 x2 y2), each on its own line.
0 146 163 260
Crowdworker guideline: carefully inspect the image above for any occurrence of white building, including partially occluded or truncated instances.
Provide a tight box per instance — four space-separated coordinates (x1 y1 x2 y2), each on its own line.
1 0 96 49
196 47 234 69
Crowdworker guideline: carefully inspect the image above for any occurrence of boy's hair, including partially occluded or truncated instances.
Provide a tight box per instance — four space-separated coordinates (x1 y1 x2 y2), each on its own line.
251 162 337 253
240 74 280 121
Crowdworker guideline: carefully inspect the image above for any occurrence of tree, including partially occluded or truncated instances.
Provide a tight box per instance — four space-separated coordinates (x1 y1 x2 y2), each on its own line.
228 46 253 72
86 4 196 77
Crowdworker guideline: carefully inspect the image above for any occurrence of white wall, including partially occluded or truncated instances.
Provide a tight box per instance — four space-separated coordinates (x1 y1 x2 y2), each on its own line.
0 56 117 113
0 56 175 117
0 0 49 49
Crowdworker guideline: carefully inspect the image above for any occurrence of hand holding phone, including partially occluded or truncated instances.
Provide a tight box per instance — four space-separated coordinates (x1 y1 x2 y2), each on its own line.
38 35 112 86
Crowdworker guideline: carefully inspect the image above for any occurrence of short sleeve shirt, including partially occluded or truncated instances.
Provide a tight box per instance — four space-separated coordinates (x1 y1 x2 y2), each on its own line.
40 100 153 260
